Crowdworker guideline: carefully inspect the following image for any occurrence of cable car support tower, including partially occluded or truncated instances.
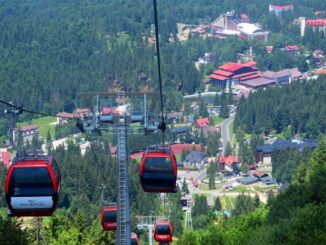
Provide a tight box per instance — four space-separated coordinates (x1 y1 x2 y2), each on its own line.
80 92 159 245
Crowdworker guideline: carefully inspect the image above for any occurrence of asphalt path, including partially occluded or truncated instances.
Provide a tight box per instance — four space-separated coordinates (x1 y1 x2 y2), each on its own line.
221 113 235 152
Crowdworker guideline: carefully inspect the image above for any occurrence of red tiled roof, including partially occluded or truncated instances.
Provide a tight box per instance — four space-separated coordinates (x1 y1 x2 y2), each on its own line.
243 60 257 67
239 74 260 81
248 164 256 169
306 19 326 26
196 117 210 127
56 112 74 118
233 71 259 79
240 13 249 20
285 45 299 51
314 69 326 75
213 69 233 77
102 107 120 115
209 74 228 81
219 62 244 72
17 125 39 132
271 4 294 10
253 171 268 178
219 155 238 165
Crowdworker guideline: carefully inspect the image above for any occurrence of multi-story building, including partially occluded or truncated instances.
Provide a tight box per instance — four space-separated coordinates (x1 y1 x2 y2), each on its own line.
13 125 39 144
237 23 269 42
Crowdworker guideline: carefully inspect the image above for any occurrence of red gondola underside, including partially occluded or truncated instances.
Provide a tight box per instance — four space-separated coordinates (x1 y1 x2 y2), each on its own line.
5 156 60 217
139 149 177 193
101 206 117 231
154 221 173 243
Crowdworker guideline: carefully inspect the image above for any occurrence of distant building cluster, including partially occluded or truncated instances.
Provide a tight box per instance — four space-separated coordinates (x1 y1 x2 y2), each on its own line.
183 10 269 42
56 108 92 125
255 138 317 164
294 17 326 37
269 4 294 15
210 10 268 41
208 60 304 92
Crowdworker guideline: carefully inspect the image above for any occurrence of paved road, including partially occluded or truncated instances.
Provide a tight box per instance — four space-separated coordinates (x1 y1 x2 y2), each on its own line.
221 114 235 152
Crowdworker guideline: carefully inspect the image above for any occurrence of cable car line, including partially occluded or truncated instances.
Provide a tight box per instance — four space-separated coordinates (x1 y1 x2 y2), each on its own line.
0 99 79 120
152 0 166 141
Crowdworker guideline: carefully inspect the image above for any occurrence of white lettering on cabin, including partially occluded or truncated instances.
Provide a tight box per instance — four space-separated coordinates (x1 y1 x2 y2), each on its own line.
11 197 53 209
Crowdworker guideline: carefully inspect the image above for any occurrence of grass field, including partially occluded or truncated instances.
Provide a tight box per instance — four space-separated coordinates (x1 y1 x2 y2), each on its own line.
17 116 56 139
254 185 278 193
228 186 255 194
220 196 236 210
211 116 224 126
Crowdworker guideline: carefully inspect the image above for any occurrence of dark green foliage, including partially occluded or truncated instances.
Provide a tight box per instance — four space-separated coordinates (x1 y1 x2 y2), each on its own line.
182 178 190 194
272 147 313 183
178 138 326 244
206 132 221 156
219 92 229 118
214 197 222 211
192 195 209 229
168 187 184 236
235 76 326 136
207 162 217 189
0 213 28 245
224 141 232 157
232 192 256 217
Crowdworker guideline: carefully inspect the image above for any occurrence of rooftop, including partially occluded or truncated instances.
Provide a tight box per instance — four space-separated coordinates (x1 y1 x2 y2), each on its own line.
240 77 275 88
220 62 245 72
237 23 264 35
196 118 210 127
219 155 238 165
256 138 317 153
16 125 39 132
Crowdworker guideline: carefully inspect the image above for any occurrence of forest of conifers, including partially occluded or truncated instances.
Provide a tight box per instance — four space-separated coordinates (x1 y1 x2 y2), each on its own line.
234 76 326 138
0 0 326 244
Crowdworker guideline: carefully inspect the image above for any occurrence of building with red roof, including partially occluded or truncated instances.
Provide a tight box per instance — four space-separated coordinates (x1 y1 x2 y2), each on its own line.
284 45 300 56
269 4 294 15
195 118 210 128
73 108 92 119
56 112 74 125
13 125 39 145
218 155 239 173
306 19 326 27
209 61 259 87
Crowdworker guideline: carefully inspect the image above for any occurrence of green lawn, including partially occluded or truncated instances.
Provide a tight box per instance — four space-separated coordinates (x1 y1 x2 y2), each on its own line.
221 196 236 210
228 186 255 193
117 32 130 43
245 133 252 139
211 116 224 126
17 116 57 139
254 185 278 193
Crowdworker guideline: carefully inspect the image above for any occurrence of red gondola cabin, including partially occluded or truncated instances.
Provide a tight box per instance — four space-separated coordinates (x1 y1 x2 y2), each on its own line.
101 205 117 231
154 221 173 243
5 153 60 216
139 146 177 193
131 232 140 245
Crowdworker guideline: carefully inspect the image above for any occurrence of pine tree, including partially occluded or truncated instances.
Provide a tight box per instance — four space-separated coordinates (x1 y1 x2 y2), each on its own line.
182 178 189 194
214 197 222 211
225 142 233 156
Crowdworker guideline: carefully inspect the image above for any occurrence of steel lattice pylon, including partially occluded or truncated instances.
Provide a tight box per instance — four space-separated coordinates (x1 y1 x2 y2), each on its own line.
80 92 160 245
